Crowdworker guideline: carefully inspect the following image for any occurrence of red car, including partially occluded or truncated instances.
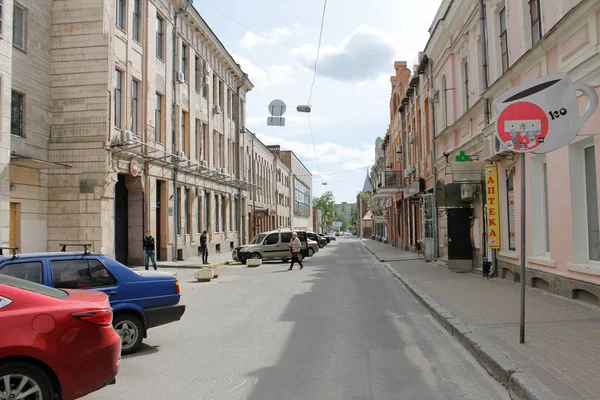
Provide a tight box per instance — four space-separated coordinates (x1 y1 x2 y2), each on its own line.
0 274 121 400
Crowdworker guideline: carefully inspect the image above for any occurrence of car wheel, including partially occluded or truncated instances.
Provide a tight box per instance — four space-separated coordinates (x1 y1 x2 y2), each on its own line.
0 361 54 400
114 313 144 355
308 248 314 257
319 243 324 249
250 252 261 259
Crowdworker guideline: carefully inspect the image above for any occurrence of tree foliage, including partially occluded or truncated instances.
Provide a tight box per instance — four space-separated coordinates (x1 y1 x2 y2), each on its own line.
313 191 336 232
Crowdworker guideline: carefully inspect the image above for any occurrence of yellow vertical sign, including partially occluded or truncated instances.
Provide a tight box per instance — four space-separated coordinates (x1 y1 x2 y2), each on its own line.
485 164 501 249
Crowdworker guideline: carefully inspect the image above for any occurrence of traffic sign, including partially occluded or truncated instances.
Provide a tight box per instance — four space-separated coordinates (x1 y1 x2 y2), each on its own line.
130 160 139 176
267 99 286 127
494 72 598 154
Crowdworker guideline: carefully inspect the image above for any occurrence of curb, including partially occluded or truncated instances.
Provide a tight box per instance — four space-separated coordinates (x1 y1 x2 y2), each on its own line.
154 260 235 269
381 263 559 400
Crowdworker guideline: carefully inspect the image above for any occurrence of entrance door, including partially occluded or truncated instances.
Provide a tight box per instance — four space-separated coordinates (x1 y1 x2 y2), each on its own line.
114 174 128 264
423 194 435 261
156 180 163 260
9 203 21 251
447 208 473 259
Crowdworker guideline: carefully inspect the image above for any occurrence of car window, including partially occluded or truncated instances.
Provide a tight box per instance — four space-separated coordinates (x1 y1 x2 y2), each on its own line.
50 260 92 289
250 234 266 244
0 261 43 284
0 275 68 299
280 232 292 243
264 233 279 245
89 259 117 287
297 232 307 242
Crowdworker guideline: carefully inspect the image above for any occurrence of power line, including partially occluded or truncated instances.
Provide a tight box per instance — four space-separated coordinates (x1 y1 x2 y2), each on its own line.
308 0 328 107
204 2 397 58
307 113 321 174
246 96 389 108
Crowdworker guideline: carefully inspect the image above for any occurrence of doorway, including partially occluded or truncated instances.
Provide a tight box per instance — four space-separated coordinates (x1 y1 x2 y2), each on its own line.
114 174 128 264
447 207 473 270
156 180 163 260
9 203 21 251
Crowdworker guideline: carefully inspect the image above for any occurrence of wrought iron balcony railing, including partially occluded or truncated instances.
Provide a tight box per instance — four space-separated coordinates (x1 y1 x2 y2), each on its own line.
384 171 403 187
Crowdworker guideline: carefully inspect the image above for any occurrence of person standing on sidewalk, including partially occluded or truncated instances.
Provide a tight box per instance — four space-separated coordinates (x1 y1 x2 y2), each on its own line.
200 231 209 265
288 232 304 271
143 230 157 271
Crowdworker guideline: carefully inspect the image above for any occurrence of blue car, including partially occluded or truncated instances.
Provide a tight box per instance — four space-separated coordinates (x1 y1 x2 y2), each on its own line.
0 245 185 354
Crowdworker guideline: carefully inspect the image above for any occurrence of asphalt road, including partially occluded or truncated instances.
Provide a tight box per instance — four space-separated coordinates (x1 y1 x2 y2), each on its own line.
85 237 509 400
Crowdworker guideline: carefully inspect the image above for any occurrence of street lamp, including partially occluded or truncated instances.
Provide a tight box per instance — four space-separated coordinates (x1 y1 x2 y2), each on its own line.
297 105 311 113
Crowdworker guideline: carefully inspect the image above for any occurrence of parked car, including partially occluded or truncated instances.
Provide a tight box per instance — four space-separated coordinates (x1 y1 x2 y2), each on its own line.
319 234 330 244
0 245 186 354
327 233 337 241
0 274 121 400
307 239 320 256
307 232 327 248
233 229 311 264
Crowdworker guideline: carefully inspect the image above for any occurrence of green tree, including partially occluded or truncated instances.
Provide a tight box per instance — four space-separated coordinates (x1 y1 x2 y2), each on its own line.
335 208 349 231
313 191 336 233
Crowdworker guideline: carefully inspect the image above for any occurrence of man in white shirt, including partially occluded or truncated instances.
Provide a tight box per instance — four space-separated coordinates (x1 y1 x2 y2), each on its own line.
288 232 304 271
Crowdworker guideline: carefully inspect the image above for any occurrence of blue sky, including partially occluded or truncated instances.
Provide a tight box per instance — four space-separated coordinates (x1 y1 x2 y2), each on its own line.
193 0 442 203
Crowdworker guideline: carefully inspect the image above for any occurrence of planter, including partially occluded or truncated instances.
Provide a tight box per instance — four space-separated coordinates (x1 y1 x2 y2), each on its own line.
247 258 262 267
194 268 213 282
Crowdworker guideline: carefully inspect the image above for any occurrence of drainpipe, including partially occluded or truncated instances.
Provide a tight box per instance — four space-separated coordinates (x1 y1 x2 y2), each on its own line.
429 59 439 260
172 1 192 261
235 74 247 246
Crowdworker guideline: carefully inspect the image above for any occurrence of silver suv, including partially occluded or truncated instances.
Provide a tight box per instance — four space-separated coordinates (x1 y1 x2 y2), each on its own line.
232 229 312 264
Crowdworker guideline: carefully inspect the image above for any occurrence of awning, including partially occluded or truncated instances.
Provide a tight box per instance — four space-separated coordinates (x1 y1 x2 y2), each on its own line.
10 154 72 170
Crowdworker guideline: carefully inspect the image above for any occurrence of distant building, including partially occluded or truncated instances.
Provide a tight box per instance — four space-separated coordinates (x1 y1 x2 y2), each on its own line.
334 202 354 225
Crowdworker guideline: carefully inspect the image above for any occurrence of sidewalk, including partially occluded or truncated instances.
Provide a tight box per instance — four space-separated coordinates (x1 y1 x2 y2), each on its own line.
130 250 235 270
362 239 600 400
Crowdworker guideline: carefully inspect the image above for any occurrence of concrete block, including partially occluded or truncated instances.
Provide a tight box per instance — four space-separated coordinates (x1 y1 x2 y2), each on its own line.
194 268 212 282
247 258 262 267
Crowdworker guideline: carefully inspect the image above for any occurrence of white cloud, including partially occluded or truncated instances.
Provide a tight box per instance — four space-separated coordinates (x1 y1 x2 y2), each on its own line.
291 25 398 82
240 26 303 49
230 53 294 88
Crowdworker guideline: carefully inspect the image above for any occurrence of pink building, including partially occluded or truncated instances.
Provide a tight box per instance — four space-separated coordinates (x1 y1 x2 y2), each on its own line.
420 0 600 302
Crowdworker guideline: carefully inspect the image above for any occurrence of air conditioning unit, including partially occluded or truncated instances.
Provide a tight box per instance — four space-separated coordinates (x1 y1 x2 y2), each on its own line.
408 132 416 144
176 151 187 160
386 160 392 168
202 75 209 85
483 135 511 161
429 89 440 102
177 71 185 83
119 130 138 144
461 183 479 202
199 160 208 168
213 104 221 114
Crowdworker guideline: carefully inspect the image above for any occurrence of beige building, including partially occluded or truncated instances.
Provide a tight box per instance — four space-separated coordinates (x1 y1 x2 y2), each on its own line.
6 0 255 264
280 150 313 231
0 0 13 250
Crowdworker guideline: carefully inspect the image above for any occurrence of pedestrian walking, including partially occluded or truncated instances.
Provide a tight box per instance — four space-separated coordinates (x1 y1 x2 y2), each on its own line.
288 232 304 271
200 230 209 264
143 230 157 271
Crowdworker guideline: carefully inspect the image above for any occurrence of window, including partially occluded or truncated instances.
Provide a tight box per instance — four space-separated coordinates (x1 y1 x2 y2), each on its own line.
0 262 43 284
156 15 164 60
529 0 541 46
229 196 233 230
182 110 189 156
221 195 226 232
204 192 210 232
506 172 516 251
131 80 139 135
295 178 310 215
89 260 117 287
196 119 203 161
197 193 202 233
0 0 4 35
116 0 126 31
214 193 219 232
155 93 163 142
195 55 200 92
132 0 140 41
281 232 292 243
11 91 24 137
13 4 25 49
234 197 239 231
499 7 509 73
181 43 188 82
265 233 279 245
114 70 122 128
584 146 600 261
219 80 224 109
202 62 209 98
212 74 218 104
227 88 231 118
185 188 191 235
463 62 469 110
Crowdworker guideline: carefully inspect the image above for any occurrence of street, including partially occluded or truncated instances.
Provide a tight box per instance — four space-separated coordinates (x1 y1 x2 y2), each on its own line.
85 237 508 400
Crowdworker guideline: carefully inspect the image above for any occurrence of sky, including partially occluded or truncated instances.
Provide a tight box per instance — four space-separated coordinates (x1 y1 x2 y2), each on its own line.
193 0 443 203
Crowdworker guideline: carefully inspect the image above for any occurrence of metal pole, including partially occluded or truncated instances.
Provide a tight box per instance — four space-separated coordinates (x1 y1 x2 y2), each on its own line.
519 153 526 343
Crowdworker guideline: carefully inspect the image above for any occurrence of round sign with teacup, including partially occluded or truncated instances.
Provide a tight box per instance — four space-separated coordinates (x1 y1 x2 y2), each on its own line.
494 72 598 154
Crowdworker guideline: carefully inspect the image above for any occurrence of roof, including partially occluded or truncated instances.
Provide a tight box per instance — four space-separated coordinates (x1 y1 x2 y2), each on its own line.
363 210 374 221
361 172 372 193
0 252 102 262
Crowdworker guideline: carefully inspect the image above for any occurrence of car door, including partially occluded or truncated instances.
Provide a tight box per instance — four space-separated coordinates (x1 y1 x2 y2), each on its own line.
262 233 280 260
280 232 293 259
48 258 122 307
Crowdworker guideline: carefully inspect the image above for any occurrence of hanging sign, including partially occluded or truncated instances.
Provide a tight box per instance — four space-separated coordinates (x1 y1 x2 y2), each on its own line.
130 160 139 176
494 72 598 154
485 164 500 249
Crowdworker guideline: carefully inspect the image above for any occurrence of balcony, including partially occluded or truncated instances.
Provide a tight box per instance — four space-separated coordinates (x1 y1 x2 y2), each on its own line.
372 171 403 199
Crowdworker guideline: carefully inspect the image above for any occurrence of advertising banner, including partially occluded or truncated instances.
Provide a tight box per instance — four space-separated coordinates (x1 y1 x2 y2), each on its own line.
485 164 500 249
